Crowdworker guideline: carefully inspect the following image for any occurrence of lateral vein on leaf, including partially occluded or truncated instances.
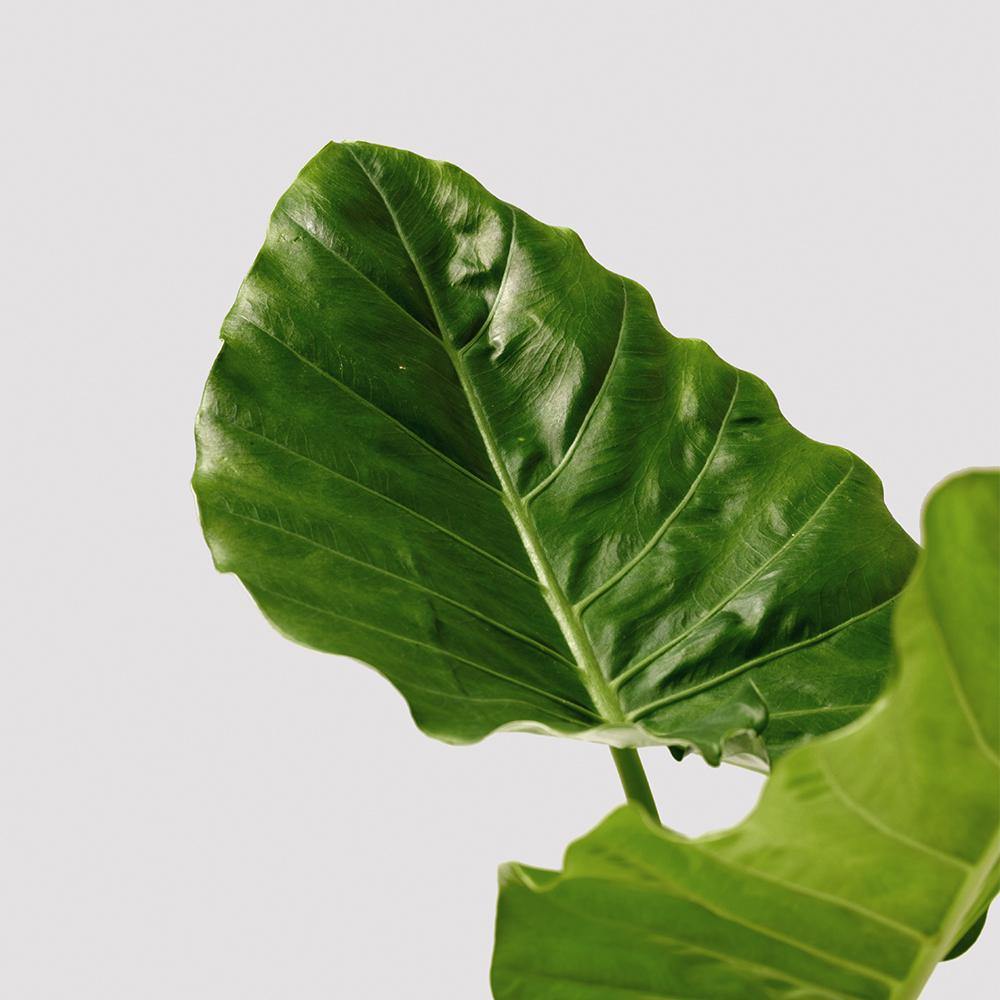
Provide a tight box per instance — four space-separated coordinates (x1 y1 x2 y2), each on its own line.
457 208 518 356
231 312 504 497
604 850 903 986
573 374 741 615
924 599 1000 769
536 880 879 997
684 843 929 944
612 460 856 691
627 596 899 722
522 277 629 505
251 586 601 722
213 410 541 587
377 673 598 720
817 753 974 871
769 704 872 719
280 211 444 347
219 506 577 669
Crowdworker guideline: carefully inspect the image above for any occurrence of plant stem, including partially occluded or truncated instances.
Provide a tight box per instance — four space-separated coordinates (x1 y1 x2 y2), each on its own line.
610 747 660 823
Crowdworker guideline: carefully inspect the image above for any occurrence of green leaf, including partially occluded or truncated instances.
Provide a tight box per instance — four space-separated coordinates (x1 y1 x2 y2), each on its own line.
492 471 1000 999
193 140 916 764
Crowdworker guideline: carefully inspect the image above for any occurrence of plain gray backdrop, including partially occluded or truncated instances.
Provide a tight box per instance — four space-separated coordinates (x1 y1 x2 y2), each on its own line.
2 2 997 997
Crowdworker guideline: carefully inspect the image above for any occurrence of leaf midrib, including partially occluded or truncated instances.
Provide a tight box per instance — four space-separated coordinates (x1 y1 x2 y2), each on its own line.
344 147 627 726
449 347 627 724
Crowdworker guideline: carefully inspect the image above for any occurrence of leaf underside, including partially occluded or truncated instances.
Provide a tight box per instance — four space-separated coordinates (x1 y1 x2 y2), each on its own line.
492 471 1000 999
194 140 916 765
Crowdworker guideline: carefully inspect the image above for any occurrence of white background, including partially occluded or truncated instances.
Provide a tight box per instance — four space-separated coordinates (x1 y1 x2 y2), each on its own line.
2 2 998 997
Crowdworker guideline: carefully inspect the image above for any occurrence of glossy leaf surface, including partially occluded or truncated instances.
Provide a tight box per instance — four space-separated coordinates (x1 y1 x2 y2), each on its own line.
194 141 916 763
493 471 1000 999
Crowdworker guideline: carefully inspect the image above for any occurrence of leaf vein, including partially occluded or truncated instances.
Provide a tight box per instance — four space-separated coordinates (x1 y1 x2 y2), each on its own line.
230 312 502 496
219 505 576 669
627 596 899 721
769 704 871 719
574 374 741 613
212 409 539 587
613 461 856 690
280 210 443 346
251 586 600 722
816 753 974 871
345 144 629 723
686 843 929 944
537 882 880 997
458 207 518 355
925 598 1000 768
523 277 629 505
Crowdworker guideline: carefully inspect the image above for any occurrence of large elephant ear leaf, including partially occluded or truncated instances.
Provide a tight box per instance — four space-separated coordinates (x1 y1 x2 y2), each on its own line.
493 470 1000 999
193 140 916 765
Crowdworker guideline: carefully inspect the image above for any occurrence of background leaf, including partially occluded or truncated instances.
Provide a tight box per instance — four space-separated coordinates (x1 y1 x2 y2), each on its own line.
493 470 1000 999
194 141 916 764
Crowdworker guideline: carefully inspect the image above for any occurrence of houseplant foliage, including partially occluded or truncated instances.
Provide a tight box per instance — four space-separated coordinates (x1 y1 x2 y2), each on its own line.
492 471 1000 998
193 141 916 787
193 142 996 995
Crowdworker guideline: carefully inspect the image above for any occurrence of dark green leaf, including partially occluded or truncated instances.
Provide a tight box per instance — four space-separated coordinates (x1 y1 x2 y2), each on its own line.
194 141 916 764
493 471 1000 999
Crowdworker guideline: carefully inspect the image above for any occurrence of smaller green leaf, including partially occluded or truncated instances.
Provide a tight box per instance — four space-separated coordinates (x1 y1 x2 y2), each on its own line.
493 470 1000 1000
